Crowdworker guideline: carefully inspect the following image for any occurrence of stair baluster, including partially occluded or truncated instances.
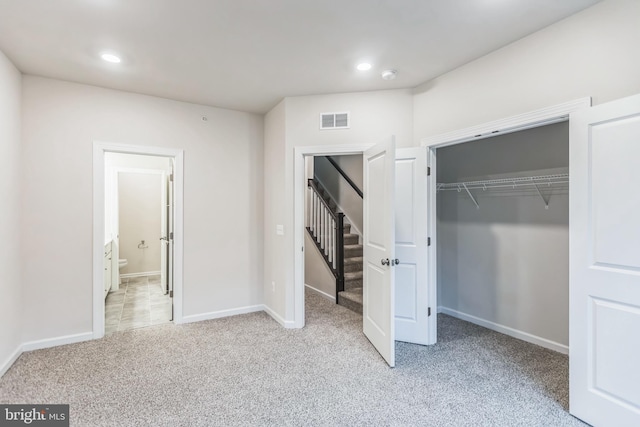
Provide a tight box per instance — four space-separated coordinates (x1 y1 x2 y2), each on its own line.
306 179 346 302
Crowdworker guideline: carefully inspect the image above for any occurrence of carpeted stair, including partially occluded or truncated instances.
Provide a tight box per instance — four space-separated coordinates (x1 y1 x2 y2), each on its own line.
338 223 363 315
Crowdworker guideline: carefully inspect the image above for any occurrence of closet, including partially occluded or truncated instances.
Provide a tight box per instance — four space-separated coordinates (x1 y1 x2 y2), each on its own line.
436 121 569 352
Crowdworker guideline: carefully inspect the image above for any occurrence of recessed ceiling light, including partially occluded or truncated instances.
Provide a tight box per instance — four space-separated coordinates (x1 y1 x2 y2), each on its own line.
100 53 121 63
381 69 397 80
356 63 372 71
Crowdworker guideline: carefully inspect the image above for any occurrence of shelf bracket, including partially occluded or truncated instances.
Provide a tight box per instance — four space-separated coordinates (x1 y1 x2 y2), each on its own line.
533 183 549 209
462 183 480 209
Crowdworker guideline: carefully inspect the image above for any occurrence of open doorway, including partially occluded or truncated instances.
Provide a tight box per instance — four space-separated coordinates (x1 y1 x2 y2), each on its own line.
103 153 174 334
92 142 184 339
294 142 430 367
304 154 364 313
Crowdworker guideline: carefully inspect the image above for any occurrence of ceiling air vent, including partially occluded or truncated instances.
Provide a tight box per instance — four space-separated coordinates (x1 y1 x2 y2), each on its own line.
320 112 350 130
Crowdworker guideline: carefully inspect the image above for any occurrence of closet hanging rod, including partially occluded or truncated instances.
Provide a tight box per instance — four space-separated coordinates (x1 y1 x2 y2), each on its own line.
437 173 569 191
436 173 569 209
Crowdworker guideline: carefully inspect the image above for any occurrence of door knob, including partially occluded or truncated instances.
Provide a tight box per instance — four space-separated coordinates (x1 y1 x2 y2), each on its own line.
381 258 390 266
391 258 400 266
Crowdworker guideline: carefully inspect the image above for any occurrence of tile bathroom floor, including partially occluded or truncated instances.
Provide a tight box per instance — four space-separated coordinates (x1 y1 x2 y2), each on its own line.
105 275 172 335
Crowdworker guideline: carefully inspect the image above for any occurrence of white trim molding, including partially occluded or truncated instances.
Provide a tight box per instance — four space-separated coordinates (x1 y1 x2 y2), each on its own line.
181 305 264 324
120 271 162 279
22 332 94 353
263 305 296 329
421 97 591 148
0 346 22 378
439 307 568 354
305 284 336 302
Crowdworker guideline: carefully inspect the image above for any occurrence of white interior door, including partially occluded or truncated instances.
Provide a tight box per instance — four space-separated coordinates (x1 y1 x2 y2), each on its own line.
167 161 175 319
394 147 430 345
160 171 168 294
363 138 396 367
570 93 640 426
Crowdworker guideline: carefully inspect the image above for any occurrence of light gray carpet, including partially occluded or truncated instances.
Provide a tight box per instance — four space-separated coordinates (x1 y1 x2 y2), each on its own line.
0 292 585 426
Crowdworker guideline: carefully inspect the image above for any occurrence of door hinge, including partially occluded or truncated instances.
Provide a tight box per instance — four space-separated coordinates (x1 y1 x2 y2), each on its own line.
169 290 174 298
169 232 174 240
302 246 304 252
427 237 431 246
427 167 431 176
428 307 431 317
169 173 174 182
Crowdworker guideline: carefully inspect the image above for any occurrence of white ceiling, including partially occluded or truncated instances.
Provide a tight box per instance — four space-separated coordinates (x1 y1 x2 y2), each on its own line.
0 0 599 114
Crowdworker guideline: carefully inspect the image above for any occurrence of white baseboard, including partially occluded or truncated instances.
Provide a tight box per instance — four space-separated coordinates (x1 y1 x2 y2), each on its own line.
263 305 297 329
120 270 161 279
305 284 335 302
0 345 22 378
22 332 94 353
438 306 569 354
181 305 264 324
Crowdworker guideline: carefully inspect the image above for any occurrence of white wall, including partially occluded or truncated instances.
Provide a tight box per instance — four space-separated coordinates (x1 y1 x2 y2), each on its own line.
0 50 22 374
263 99 287 321
21 76 264 342
264 89 414 323
104 153 170 245
413 0 640 141
304 233 336 300
437 123 569 346
118 172 162 274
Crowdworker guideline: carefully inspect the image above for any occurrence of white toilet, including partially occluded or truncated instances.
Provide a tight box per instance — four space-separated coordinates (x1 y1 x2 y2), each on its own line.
118 259 128 284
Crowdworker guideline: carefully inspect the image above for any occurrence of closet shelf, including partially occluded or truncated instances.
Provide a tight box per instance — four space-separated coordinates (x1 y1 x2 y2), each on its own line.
436 173 569 209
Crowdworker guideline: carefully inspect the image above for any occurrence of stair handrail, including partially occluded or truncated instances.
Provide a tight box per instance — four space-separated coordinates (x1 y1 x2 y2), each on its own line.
307 179 345 298
326 156 363 198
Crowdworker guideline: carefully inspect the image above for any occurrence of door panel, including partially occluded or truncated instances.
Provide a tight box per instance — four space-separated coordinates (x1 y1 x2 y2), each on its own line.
363 138 396 367
394 147 430 345
160 171 169 294
570 93 640 426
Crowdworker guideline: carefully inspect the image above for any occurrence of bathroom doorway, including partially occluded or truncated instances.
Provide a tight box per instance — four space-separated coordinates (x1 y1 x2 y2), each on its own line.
93 142 184 338
104 153 174 334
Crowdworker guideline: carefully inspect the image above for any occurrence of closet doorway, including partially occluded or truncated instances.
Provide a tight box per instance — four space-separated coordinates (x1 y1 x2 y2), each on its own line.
434 121 570 352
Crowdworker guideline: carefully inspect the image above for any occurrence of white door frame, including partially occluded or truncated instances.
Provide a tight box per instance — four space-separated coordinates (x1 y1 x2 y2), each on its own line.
93 141 185 339
420 97 591 349
293 144 375 328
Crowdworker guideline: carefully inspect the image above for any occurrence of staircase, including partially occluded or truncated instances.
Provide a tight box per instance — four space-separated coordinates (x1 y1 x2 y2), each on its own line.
340 223 363 314
307 177 363 315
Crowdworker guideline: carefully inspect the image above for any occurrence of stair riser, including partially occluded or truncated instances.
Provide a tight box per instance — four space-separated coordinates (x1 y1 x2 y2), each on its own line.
344 262 363 273
344 247 363 258
343 234 359 245
338 293 362 315
344 279 362 291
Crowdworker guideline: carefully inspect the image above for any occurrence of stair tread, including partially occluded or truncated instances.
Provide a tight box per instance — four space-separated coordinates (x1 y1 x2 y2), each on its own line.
344 244 363 249
344 256 363 263
339 288 363 305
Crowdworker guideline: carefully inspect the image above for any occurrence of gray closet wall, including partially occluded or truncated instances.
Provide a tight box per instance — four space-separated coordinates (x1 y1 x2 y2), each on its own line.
437 122 569 347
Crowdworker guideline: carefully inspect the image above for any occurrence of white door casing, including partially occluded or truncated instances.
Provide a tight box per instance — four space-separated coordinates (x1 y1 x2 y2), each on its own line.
394 147 430 345
363 138 396 367
569 93 640 426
